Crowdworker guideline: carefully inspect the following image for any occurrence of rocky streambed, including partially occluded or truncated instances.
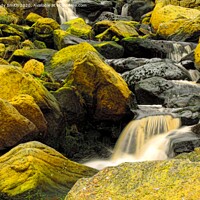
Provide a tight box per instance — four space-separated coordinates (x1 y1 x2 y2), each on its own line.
0 0 200 199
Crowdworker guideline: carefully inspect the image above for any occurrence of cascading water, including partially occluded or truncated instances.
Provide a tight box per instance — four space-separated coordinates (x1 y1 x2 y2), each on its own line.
84 115 185 170
111 115 180 160
56 0 77 24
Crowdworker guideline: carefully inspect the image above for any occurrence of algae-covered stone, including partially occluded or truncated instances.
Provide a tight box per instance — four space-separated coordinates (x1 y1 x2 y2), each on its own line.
0 98 38 149
66 159 200 200
0 6 18 24
66 51 134 120
48 42 98 72
10 94 47 134
0 141 98 199
26 12 43 25
94 20 139 41
150 2 200 40
33 17 60 47
175 147 200 162
20 40 35 50
23 59 45 77
61 18 94 39
0 43 5 57
194 42 200 71
0 57 9 65
150 3 200 31
0 65 64 149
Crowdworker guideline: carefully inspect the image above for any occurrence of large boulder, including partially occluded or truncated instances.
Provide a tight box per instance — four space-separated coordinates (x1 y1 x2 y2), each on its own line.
0 141 97 199
0 65 64 149
150 2 200 41
66 155 200 199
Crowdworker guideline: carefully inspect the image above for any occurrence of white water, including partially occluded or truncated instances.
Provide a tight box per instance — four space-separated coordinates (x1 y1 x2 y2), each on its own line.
121 3 129 16
56 0 77 24
84 115 189 170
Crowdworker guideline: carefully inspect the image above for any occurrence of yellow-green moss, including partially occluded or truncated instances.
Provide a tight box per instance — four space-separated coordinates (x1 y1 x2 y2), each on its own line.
194 42 200 71
95 20 139 41
150 3 200 31
23 59 45 77
49 42 98 69
63 18 94 39
0 141 98 198
66 158 200 200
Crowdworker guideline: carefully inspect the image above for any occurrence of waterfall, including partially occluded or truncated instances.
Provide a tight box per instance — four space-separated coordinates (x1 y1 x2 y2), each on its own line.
111 115 180 160
56 0 77 24
84 115 186 170
121 3 129 16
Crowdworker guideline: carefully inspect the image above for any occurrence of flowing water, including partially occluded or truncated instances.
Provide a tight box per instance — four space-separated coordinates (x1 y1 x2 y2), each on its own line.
83 115 198 170
56 0 77 23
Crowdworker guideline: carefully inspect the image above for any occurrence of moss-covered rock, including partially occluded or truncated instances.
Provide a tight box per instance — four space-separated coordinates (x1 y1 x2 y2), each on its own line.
194 42 200 71
20 40 35 50
10 94 47 134
22 59 45 77
0 43 5 57
150 3 200 40
0 6 18 24
61 18 94 39
25 12 43 25
0 98 38 149
175 147 200 162
0 65 64 149
48 42 98 72
0 57 9 65
33 17 60 47
0 141 98 199
66 158 200 200
94 20 139 41
65 51 134 121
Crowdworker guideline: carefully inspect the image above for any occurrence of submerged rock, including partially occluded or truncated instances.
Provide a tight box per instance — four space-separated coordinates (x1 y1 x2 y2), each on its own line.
0 141 97 199
66 156 200 199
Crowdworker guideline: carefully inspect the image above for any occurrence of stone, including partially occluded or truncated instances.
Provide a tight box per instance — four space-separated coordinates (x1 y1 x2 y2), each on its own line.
66 158 200 199
25 12 43 25
150 2 200 41
0 141 97 199
9 48 57 65
93 41 124 59
122 59 191 87
0 65 64 149
61 18 94 39
0 6 18 24
0 98 38 149
22 59 45 77
94 20 139 41
65 51 135 121
33 17 60 47
10 94 47 134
